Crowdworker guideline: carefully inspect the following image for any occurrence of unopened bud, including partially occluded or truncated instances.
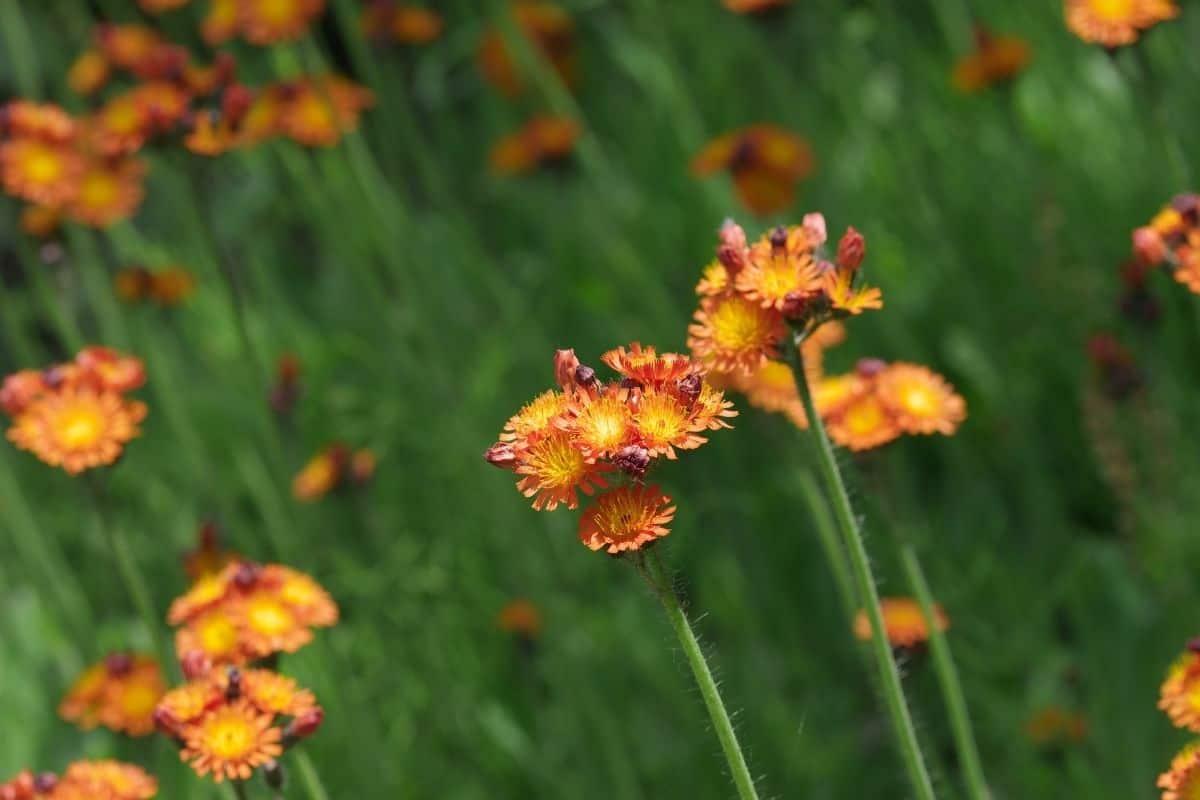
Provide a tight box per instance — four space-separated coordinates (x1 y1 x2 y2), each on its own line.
855 358 887 378
675 374 702 404
154 705 179 735
180 650 212 680
618 377 642 391
802 212 827 246
1172 193 1200 222
32 774 57 794
836 227 866 272
225 667 242 701
221 84 253 127
285 707 325 743
484 443 519 470
554 348 580 390
613 445 651 479
717 219 749 275
574 365 598 391
769 226 788 251
105 652 133 676
1132 226 1166 264
780 291 811 320
1188 637 1200 654
232 560 261 589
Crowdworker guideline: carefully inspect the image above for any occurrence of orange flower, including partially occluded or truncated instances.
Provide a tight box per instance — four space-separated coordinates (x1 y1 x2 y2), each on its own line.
363 2 444 43
149 268 197 305
4 100 79 143
238 669 317 717
0 370 49 416
688 294 786 375
813 372 868 419
1161 653 1200 731
1024 706 1088 747
826 392 901 451
875 363 966 436
233 589 315 657
68 655 166 737
76 346 147 393
515 429 609 510
20 204 60 239
203 0 240 44
578 484 676 554
691 125 814 215
853 597 948 648
564 388 635 458
185 112 239 156
733 360 808 428
292 445 347 501
238 0 326 45
262 565 339 626
6 387 147 474
176 607 244 664
66 157 145 227
952 28 1032 93
1065 0 1178 46
1159 743 1200 800
496 598 543 638
278 77 375 147
57 760 158 799
0 138 82 207
696 261 730 296
501 389 572 445
723 0 789 12
735 241 821 310
96 24 163 72
180 700 283 782
601 343 697 387
157 680 222 729
489 115 581 175
68 49 111 95
478 1 577 97
823 268 883 315
630 388 710 459
90 94 152 156
138 0 191 11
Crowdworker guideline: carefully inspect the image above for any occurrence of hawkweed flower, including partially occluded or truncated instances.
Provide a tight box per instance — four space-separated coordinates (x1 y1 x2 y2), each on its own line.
292 443 377 500
1160 743 1200 800
0 137 83 207
96 24 166 74
59 653 165 737
1 761 158 799
362 1 444 43
1065 0 1178 46
19 205 61 239
1132 194 1200 295
496 598 543 641
1024 706 1088 748
853 597 949 649
158 666 321 783
478 1 577 97
169 559 338 666
68 50 111 96
722 0 790 13
690 125 815 215
1160 648 1200 731
489 116 581 175
951 27 1032 93
114 266 197 306
236 0 327 45
276 77 376 148
65 155 146 228
3 348 148 474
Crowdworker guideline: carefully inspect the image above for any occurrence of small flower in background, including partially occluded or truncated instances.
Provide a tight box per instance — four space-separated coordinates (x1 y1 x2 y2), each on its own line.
1024 706 1088 748
485 345 735 551
1159 644 1200 731
19 205 60 239
951 27 1032 93
1087 333 1144 401
1132 194 1200 295
183 522 239 582
66 156 146 228
59 653 166 737
269 354 302 416
478 1 577 97
722 0 790 13
157 666 323 783
169 559 338 667
361 1 444 44
1159 742 1200 800
278 76 376 147
138 0 192 11
853 597 949 649
292 444 377 501
207 0 328 46
1065 0 1178 47
489 116 581 176
496 598 543 641
114 266 197 306
67 49 111 96
0 135 84 208
690 126 814 216
1 761 158 799
2 347 148 475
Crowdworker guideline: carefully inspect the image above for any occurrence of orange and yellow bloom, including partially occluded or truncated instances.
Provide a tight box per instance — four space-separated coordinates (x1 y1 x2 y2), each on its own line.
853 597 949 649
59 653 165 737
2 760 158 799
489 116 581 175
292 443 377 500
951 28 1032 93
1132 194 1200 295
1160 743 1200 800
362 2 444 44
1065 0 1178 47
691 125 814 215
478 1 577 97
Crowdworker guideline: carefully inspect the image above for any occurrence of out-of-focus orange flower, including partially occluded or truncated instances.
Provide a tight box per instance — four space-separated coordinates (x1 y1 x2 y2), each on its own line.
875 363 967 435
169 560 338 666
66 156 146 228
203 0 241 44
19 205 60 239
90 94 152 156
53 760 158 799
1160 651 1200 731
184 523 238 582
1024 706 1088 747
184 112 238 156
67 49 111 96
116 265 199 307
1159 742 1200 800
1132 194 1200 297
96 24 164 72
952 28 1032 93
821 359 965 451
362 2 444 43
688 294 787 375
0 137 83 207
77 346 147 393
489 116 581 175
723 0 789 12
238 0 327 45
578 484 676 554
691 125 814 215
59 653 165 737
292 443 376 500
139 0 192 11
3 100 78 143
1065 0 1178 46
6 388 147 474
277 77 375 147
496 598 543 639
853 597 949 648
478 1 577 97
180 700 283 782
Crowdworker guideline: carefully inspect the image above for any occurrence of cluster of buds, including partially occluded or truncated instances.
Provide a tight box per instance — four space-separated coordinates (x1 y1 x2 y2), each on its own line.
291 443 377 501
1 761 157 799
485 345 736 553
1132 193 1200 294
156 665 324 783
74 24 236 97
477 1 577 98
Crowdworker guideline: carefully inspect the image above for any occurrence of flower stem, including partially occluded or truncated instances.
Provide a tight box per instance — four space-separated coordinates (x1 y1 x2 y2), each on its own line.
294 751 331 800
787 333 937 800
899 542 990 800
232 781 250 800
643 550 761 800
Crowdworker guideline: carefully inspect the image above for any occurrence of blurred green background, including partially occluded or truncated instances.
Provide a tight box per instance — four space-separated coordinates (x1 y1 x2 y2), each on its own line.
1 1 1199 797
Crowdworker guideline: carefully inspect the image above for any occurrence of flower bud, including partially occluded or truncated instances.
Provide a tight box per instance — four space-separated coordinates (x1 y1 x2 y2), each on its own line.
717 219 749 276
32 775 57 795
1132 226 1166 265
769 226 788 251
484 443 519 470
225 666 243 701
104 652 133 677
221 84 253 128
675 374 702 404
802 212 827 247
613 445 651 479
780 291 811 320
232 560 262 590
1188 637 1200 654
350 450 376 484
554 349 580 390
574 365 599 392
837 227 866 273
180 650 212 680
855 358 887 378
285 707 325 744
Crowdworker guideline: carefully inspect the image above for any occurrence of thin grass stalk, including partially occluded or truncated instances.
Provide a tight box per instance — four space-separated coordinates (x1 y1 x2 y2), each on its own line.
294 751 331 800
899 542 991 800
786 332 937 800
641 549 761 800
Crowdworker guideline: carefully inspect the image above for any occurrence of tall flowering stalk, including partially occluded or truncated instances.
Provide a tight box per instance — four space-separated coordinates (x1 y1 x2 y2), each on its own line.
485 345 761 799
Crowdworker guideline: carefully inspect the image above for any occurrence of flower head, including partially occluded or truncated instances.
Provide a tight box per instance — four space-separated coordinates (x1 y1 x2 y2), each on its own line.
1161 652 1200 732
362 2 444 43
6 387 147 474
278 76 374 147
496 598 543 639
578 484 676 554
691 126 814 215
68 50 112 96
1159 742 1200 800
876 363 967 435
1065 0 1178 46
490 116 581 175
180 701 282 782
238 0 327 45
952 28 1032 93
0 137 82 207
688 294 787 375
853 597 949 648
66 156 145 228
478 1 577 97
59 654 165 737
57 760 158 799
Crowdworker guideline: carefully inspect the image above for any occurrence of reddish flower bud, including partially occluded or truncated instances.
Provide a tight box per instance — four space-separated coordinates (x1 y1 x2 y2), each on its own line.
675 374 702 404
613 445 651 479
180 649 212 680
855 358 887 378
232 560 262 590
1188 636 1200 654
350 450 376 484
574 365 599 392
837 227 866 273
154 705 180 735
484 443 519 470
769 226 788 251
105 652 134 676
1132 226 1166 265
225 666 242 701
802 212 827 247
780 291 811 320
285 707 325 743
717 219 749 276
221 84 253 127
554 348 580 390
32 775 57 795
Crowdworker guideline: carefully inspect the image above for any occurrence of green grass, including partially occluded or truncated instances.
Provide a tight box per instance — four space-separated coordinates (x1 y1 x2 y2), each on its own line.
1 1 1199 797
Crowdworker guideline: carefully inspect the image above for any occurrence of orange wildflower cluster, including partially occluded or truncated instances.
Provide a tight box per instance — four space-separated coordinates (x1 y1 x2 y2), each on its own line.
157 666 323 782
1132 194 1200 295
485 345 736 553
1024 706 1089 748
362 1 444 44
478 1 577 97
1 761 157 800
853 597 949 649
489 116 581 175
0 100 146 228
952 28 1032 93
58 653 165 737
1065 0 1178 47
292 443 376 501
169 560 338 666
1156 643 1200 797
2 347 148 475
691 125 814 215
130 0 326 45
114 265 197 306
496 598 544 640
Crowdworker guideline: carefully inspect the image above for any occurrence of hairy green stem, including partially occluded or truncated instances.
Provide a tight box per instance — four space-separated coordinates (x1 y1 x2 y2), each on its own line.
900 542 990 800
788 333 937 800
795 469 858 625
643 550 760 800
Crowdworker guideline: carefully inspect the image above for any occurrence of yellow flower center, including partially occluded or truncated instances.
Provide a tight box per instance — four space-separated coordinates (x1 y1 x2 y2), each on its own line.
247 596 295 636
295 93 335 131
635 392 688 447
1088 0 1135 20
753 361 796 391
198 613 239 655
710 296 775 352
103 100 143 135
119 683 159 717
509 390 568 437
53 405 105 448
206 715 257 758
280 577 316 607
591 492 652 541
256 0 300 24
79 171 119 208
898 383 937 417
576 396 630 453
844 397 886 435
25 148 64 184
526 433 586 488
